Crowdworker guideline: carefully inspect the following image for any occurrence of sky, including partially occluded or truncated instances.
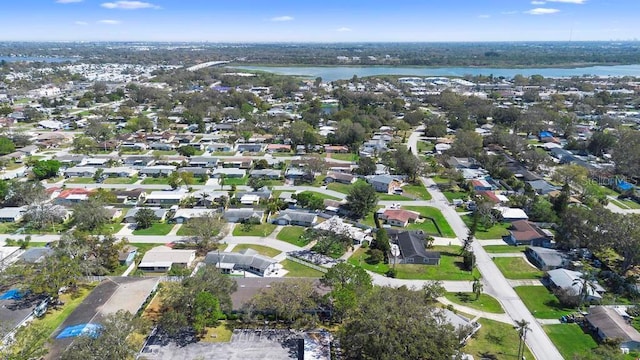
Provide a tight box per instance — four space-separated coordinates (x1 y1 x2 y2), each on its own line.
1 0 638 42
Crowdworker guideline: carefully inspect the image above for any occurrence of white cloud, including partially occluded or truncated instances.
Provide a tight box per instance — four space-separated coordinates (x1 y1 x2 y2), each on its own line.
547 0 586 3
336 27 352 32
74 21 89 25
101 1 159 9
56 0 83 3
531 1 546 4
98 19 121 25
270 16 294 22
478 14 490 19
525 7 560 15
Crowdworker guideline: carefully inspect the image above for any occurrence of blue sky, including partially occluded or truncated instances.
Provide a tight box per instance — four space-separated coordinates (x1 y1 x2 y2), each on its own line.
1 0 638 42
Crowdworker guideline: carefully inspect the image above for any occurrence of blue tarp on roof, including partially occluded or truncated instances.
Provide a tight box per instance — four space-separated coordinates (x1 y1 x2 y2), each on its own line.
539 131 554 138
56 324 102 339
615 179 634 191
0 289 24 300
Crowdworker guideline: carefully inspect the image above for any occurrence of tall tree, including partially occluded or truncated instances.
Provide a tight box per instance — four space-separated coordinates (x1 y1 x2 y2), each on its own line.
72 198 110 232
345 182 378 220
134 207 158 230
182 213 227 255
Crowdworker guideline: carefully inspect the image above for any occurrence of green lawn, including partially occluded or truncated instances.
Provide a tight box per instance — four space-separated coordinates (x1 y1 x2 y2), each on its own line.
281 259 325 277
175 225 194 236
65 177 95 184
514 286 573 319
231 244 281 258
132 223 175 236
378 193 411 201
327 179 367 194
103 176 138 184
362 205 384 227
298 190 341 201
141 177 169 185
210 151 236 156
416 140 434 154
99 222 125 235
276 226 308 247
611 198 640 210
404 206 456 238
232 223 277 237
463 318 533 360
494 257 544 279
544 324 598 360
0 222 22 234
482 245 527 253
329 153 359 162
441 190 469 202
431 175 450 184
462 215 511 240
443 292 504 314
348 245 480 280
152 150 178 156
223 176 248 186
402 184 432 200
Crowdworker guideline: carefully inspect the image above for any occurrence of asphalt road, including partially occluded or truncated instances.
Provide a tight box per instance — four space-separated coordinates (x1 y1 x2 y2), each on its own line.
408 128 563 360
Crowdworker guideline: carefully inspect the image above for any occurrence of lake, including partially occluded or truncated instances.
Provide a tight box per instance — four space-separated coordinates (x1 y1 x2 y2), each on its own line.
232 64 640 81
0 56 77 63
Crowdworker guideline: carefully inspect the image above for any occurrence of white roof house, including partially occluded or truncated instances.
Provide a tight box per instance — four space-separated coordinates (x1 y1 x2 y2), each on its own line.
240 194 261 205
314 216 373 245
137 246 196 272
495 207 529 221
172 208 215 223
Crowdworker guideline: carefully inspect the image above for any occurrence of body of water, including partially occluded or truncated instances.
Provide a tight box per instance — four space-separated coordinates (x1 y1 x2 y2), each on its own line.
232 64 640 81
0 56 77 63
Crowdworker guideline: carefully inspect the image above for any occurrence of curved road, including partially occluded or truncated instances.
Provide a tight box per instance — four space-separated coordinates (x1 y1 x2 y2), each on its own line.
408 127 562 360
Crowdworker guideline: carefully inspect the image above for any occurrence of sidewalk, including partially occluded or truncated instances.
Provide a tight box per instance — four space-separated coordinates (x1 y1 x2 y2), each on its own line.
437 297 512 324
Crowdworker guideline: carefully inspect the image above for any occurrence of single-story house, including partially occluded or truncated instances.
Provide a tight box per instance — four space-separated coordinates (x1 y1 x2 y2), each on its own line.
0 206 26 222
123 207 168 223
314 216 373 245
137 246 196 272
204 249 279 277
249 169 282 179
56 155 86 166
223 209 264 223
324 145 349 153
279 191 297 205
495 207 529 222
324 171 357 184
527 179 560 195
446 157 479 169
284 167 307 180
64 166 98 178
171 208 215 224
506 220 554 247
271 210 318 227
18 247 53 263
139 165 176 177
266 144 291 153
102 167 138 178
206 143 233 152
525 246 568 271
236 143 265 153
240 194 261 205
585 306 640 351
235 188 272 202
83 158 110 168
112 189 146 204
470 179 495 191
54 189 94 205
145 189 188 206
388 229 440 265
377 208 420 227
177 167 210 176
366 175 402 194
440 308 481 344
123 156 154 167
546 268 605 303
188 156 219 168
222 157 253 169
118 245 138 266
149 142 175 151
211 168 246 178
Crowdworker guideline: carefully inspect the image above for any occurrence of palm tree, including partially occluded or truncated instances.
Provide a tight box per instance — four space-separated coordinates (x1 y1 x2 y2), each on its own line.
572 269 597 309
472 277 483 300
514 319 530 360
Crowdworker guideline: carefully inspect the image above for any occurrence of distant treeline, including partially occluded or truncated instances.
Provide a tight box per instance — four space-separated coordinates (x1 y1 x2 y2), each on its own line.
1 41 640 67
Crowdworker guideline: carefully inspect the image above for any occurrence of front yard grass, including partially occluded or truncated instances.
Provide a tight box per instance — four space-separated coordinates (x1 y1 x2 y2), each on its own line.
223 176 248 186
404 206 456 238
232 223 277 237
463 318 533 360
141 177 169 185
232 244 281 258
298 190 341 201
329 153 359 162
378 193 411 201
103 176 138 184
402 184 432 200
361 205 384 227
443 292 504 314
493 257 544 279
152 150 178 156
482 245 527 253
348 245 479 280
276 226 308 247
132 223 175 236
544 323 597 360
65 177 95 184
281 259 325 277
441 190 469 203
327 179 367 194
514 286 573 319
462 215 511 240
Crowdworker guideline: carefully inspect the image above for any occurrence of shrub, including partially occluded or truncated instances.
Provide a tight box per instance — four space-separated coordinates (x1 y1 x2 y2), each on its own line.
367 249 384 264
385 268 397 278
